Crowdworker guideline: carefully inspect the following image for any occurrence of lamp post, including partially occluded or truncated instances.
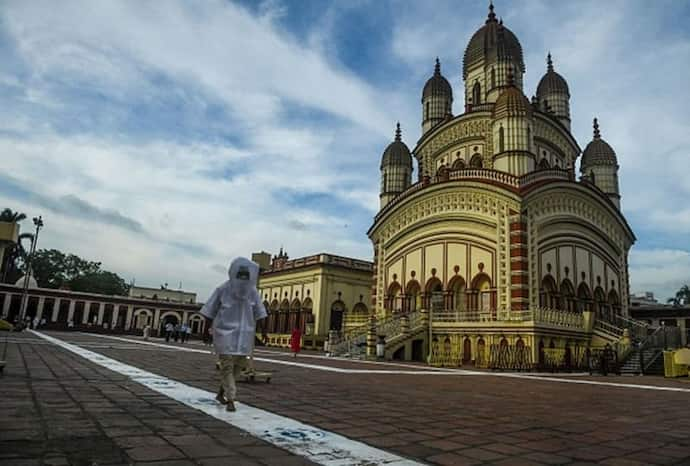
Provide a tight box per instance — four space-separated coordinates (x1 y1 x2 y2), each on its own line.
18 216 43 323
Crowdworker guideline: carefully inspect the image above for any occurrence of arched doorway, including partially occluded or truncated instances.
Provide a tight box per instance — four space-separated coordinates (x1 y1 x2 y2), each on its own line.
476 338 486 367
330 300 346 332
301 298 314 335
462 337 472 364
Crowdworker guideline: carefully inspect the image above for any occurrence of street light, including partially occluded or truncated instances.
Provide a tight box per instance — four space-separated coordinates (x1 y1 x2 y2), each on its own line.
18 216 43 324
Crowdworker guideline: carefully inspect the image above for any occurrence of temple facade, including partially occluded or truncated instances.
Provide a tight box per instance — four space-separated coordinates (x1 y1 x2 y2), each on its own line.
365 3 636 367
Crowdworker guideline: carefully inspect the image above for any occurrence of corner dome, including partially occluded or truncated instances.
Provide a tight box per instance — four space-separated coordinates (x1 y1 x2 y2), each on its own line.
381 123 413 170
422 58 453 101
15 273 38 289
463 3 525 80
537 54 570 97
493 73 531 119
582 118 617 168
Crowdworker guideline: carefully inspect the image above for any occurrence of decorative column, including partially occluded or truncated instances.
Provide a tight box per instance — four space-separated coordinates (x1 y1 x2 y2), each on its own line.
97 302 105 325
82 301 92 324
112 307 119 328
51 298 60 322
509 209 530 310
153 309 161 329
125 305 134 330
2 293 12 318
36 296 46 321
67 300 76 324
366 314 377 358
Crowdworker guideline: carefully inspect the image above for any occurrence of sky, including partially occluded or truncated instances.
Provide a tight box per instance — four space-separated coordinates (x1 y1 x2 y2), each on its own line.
1 0 689 302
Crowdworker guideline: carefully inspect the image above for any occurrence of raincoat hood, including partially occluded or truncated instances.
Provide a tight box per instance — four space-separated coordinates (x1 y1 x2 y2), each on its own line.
228 257 259 299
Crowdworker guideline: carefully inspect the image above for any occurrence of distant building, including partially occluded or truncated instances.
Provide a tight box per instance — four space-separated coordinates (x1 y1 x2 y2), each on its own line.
129 285 197 304
629 291 689 346
255 248 372 349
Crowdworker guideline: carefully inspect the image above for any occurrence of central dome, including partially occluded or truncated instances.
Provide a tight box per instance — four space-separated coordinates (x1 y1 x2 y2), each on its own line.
463 4 525 80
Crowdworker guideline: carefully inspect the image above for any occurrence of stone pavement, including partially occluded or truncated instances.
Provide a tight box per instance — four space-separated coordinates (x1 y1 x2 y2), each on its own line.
3 331 690 466
0 332 314 466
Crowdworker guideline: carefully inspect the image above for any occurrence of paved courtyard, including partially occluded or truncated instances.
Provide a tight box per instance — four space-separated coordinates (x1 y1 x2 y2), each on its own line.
2 331 690 465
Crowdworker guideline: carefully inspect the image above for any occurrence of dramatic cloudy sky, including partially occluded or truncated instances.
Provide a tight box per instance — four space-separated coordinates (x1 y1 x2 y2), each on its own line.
1 0 689 302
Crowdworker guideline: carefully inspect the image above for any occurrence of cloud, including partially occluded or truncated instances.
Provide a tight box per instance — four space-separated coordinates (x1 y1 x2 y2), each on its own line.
0 0 688 304
629 249 690 302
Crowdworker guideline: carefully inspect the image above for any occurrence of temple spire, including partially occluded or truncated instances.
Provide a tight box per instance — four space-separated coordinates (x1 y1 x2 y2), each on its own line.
434 57 441 76
547 52 554 72
395 122 402 142
486 1 497 23
593 118 601 139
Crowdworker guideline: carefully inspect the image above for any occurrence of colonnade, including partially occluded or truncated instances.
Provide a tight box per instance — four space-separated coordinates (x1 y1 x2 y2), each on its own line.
0 288 205 335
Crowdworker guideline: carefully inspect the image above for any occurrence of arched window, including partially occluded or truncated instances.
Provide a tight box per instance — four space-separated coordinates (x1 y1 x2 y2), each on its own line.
470 273 492 314
538 158 550 170
608 289 621 321
594 286 608 322
577 283 592 313
330 300 346 331
472 81 481 106
540 275 558 309
470 154 483 168
499 126 505 152
448 276 467 315
301 298 314 335
452 158 466 170
424 277 444 312
386 282 403 314
405 280 421 312
491 68 496 88
560 279 576 312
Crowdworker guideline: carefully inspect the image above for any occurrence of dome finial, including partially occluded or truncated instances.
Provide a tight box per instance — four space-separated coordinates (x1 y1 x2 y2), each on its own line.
434 57 441 75
486 1 497 23
395 122 402 142
593 118 601 139
547 52 553 72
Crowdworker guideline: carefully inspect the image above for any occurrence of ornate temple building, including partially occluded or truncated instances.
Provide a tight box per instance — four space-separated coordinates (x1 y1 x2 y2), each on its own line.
362 3 637 366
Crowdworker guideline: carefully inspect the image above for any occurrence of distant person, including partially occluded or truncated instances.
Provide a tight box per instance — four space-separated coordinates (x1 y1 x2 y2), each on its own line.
164 322 174 342
143 324 151 341
185 324 192 343
179 323 186 343
290 326 302 358
40 318 46 327
201 257 267 412
173 323 181 342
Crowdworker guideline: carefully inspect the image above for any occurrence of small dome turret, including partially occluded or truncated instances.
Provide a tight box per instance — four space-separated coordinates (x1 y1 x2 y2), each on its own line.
581 118 621 208
380 123 413 210
381 123 413 170
421 58 453 135
536 53 571 130
423 58 453 100
582 118 617 167
537 53 570 97
493 70 531 119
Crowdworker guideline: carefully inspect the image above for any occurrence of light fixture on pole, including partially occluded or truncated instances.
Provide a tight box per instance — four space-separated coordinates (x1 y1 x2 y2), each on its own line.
18 216 43 323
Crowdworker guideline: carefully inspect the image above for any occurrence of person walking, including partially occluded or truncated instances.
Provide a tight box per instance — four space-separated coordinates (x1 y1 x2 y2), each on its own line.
165 321 174 342
173 323 180 342
290 326 302 358
201 257 267 412
185 323 192 343
179 323 187 343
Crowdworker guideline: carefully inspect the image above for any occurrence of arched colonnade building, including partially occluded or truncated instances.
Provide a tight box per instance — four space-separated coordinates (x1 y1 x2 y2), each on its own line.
0 281 205 336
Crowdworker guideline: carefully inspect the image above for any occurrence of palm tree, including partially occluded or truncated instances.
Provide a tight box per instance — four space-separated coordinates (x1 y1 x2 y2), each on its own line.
667 284 690 307
0 208 27 223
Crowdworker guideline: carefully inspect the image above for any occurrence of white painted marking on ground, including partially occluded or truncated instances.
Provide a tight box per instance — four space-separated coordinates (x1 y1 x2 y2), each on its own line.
32 330 422 466
77 333 690 392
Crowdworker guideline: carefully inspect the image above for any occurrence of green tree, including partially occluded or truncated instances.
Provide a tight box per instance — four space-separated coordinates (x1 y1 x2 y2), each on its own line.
69 270 129 296
0 208 27 223
667 284 690 307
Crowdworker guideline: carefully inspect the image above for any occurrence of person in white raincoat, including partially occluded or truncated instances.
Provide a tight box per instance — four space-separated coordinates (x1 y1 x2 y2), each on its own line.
201 257 267 411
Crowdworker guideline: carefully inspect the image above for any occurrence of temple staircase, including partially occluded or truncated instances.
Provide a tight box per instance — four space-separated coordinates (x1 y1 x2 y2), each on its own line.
328 310 427 360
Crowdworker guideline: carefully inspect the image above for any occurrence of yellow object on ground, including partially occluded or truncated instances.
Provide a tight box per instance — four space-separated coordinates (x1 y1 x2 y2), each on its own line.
664 350 689 378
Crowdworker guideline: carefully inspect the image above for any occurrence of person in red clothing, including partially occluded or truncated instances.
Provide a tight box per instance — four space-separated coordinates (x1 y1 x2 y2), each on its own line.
290 327 302 358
